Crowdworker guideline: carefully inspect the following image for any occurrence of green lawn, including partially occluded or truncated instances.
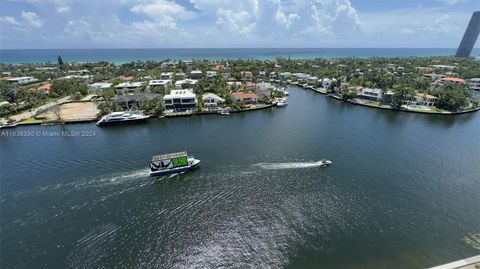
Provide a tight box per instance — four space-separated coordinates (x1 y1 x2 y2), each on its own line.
18 117 43 124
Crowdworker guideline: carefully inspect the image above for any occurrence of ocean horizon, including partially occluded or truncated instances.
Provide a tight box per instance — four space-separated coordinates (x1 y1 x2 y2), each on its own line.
1 48 479 65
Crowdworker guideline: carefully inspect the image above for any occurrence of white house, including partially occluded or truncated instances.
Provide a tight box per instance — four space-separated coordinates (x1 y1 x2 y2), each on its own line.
468 78 480 91
160 72 173 80
115 81 143 94
359 88 383 101
163 89 197 110
414 93 437 107
202 93 225 107
89 82 112 90
7 76 38 84
149 79 172 90
190 70 203 79
321 78 337 88
278 72 291 80
308 76 319 85
175 79 198 89
175 72 186 80
206 71 217 78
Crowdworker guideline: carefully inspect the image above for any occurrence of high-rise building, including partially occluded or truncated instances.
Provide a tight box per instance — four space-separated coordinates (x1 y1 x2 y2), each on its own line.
456 11 480 57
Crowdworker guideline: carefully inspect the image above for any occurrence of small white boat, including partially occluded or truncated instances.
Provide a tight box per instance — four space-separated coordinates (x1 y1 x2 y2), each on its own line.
318 159 332 167
149 151 200 176
219 111 230 115
276 102 288 107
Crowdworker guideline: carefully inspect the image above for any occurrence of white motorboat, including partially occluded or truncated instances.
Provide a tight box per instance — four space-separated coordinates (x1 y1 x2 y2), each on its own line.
318 159 332 167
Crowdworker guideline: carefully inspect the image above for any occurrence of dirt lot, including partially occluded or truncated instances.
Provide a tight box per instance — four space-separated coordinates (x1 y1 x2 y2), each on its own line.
37 102 99 121
59 102 99 120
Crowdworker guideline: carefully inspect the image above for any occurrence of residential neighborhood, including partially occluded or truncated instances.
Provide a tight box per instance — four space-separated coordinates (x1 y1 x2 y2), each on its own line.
1 56 479 126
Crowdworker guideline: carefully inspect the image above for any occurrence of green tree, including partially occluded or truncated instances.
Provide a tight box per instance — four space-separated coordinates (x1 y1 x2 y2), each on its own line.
390 86 414 109
436 89 468 112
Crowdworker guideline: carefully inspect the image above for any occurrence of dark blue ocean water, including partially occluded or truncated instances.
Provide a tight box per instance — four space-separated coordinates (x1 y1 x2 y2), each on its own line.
1 48 479 64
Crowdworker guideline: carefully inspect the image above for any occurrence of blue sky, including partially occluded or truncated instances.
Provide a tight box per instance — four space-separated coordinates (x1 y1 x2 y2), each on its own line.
0 0 478 49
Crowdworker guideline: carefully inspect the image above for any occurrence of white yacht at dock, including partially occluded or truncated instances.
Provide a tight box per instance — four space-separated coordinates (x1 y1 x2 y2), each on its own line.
96 111 150 127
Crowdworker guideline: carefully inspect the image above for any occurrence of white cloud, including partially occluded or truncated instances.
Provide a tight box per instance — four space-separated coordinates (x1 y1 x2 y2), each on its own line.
274 9 300 28
1 0 477 48
57 6 70 13
437 0 470 5
21 11 42 28
131 0 195 20
216 8 256 35
0 16 22 26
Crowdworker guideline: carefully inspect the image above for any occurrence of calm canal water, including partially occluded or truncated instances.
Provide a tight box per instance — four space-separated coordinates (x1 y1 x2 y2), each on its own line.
1 86 479 268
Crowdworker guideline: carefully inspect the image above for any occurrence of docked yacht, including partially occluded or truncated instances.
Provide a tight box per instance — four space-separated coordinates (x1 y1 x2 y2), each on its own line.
275 97 288 107
96 111 150 127
149 151 200 176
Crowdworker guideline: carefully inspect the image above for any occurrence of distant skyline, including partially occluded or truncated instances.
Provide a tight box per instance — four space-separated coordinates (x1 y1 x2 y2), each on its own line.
0 0 479 49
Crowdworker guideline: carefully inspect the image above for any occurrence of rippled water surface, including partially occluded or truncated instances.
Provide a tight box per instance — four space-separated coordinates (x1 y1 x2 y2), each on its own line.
1 86 479 268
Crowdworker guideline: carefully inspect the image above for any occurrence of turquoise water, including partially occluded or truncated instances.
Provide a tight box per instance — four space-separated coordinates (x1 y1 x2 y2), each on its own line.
1 86 479 268
1 48 479 64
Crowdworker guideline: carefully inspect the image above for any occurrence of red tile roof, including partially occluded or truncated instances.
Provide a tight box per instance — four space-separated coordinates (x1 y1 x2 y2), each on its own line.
232 91 258 100
440 77 465 83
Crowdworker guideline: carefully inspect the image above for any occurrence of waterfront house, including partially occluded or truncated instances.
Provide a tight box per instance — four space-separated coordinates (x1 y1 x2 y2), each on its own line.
7 76 38 84
160 72 173 80
322 78 337 88
468 78 480 91
414 93 437 107
175 79 198 90
231 91 258 105
255 82 275 98
115 82 144 95
190 70 203 79
202 93 225 107
163 89 197 110
358 88 383 102
278 72 291 80
382 90 394 104
308 76 319 86
296 73 310 83
269 72 277 80
115 93 161 110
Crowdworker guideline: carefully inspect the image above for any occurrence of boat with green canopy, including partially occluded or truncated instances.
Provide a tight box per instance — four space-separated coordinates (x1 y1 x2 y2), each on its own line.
149 151 200 176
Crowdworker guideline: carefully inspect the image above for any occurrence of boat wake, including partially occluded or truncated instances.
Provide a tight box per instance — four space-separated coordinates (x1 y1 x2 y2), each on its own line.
253 161 329 170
